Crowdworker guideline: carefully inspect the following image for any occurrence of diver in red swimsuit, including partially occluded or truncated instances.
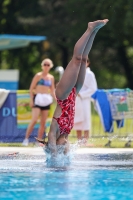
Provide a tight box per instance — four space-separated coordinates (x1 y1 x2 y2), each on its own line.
36 19 109 155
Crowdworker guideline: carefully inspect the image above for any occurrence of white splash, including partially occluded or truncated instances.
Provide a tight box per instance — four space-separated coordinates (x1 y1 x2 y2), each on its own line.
43 141 80 167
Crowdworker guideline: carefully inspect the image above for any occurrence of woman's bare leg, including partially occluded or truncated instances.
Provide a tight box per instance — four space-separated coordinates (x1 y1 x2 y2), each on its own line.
77 130 82 140
84 130 89 145
56 20 108 100
38 110 49 139
24 108 41 139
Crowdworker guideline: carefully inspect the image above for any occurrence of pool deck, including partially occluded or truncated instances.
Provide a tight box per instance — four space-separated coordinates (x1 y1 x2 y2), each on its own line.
0 147 133 155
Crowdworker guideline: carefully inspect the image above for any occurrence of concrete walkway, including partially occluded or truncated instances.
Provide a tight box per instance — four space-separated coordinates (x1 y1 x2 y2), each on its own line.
0 147 133 155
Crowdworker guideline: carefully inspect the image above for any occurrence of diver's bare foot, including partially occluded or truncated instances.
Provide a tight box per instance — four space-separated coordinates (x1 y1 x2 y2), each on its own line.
88 19 109 30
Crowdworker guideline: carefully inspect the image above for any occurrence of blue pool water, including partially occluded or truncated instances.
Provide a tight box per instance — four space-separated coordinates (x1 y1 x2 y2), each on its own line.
0 151 133 200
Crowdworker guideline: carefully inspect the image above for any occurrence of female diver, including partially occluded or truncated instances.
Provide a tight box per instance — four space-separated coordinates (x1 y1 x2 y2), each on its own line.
36 19 109 157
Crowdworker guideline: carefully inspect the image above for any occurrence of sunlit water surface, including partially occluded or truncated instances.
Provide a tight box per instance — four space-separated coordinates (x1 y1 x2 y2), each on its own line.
0 147 133 200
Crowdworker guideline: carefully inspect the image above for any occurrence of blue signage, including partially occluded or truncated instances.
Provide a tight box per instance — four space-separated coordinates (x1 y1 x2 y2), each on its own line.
0 92 38 142
0 81 18 90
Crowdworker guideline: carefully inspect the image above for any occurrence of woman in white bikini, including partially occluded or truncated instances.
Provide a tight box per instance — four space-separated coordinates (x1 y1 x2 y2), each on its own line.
22 58 55 146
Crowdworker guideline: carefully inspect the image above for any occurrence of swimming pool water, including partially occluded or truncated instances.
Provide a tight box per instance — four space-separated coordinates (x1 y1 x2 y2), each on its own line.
0 152 133 200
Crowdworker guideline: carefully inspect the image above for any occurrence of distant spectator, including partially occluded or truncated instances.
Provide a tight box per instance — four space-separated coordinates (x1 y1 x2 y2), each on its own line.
73 58 97 145
22 58 55 146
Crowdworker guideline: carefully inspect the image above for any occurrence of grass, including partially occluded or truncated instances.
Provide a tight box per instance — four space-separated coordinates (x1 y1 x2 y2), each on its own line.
0 137 133 148
69 136 133 148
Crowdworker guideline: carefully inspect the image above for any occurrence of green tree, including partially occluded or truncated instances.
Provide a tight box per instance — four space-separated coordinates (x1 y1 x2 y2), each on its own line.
1 0 133 89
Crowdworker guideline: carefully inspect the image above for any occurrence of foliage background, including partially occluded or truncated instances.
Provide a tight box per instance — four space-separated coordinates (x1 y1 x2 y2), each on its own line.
1 0 133 89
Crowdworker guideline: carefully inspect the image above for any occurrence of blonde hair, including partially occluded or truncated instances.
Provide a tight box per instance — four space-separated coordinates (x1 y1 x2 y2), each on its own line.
41 58 54 68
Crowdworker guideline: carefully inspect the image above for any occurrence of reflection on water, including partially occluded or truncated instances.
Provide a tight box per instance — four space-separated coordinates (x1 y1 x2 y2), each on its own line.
1 170 133 198
0 148 133 199
0 148 133 172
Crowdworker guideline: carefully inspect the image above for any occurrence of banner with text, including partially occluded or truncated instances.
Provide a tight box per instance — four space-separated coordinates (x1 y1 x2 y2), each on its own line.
0 92 37 142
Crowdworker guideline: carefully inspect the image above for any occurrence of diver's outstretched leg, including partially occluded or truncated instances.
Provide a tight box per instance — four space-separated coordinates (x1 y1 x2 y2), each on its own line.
75 28 101 92
56 19 109 100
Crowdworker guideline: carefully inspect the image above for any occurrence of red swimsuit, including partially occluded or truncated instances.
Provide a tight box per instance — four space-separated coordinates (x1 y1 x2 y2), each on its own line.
53 87 76 135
